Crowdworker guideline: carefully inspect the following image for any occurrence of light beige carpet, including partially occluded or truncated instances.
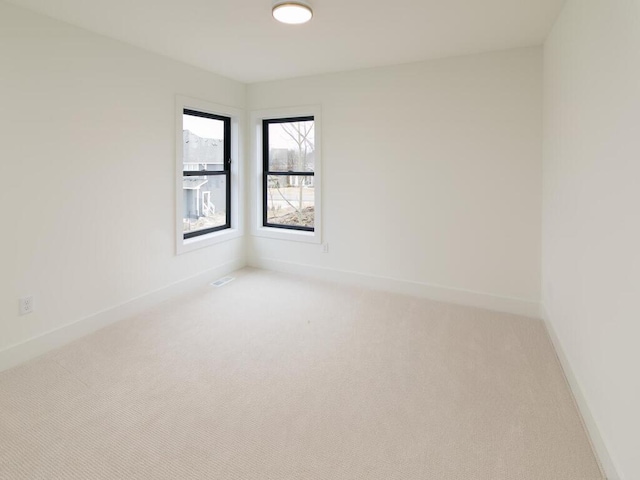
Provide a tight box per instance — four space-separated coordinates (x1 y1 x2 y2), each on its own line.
0 268 603 479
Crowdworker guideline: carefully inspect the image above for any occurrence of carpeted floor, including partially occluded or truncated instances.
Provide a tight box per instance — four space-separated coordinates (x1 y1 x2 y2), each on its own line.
0 268 603 479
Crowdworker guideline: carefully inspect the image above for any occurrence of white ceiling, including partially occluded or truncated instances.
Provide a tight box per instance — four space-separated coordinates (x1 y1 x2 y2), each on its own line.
6 0 566 83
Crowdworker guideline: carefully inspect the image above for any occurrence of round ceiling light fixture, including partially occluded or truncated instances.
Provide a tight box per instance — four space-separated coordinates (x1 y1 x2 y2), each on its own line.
272 1 313 25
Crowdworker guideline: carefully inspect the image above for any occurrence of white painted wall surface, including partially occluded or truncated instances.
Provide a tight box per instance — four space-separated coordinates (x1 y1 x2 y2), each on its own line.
247 48 543 310
543 1 640 479
0 2 246 356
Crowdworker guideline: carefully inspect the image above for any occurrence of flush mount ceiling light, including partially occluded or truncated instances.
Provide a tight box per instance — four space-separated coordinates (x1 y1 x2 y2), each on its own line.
272 1 313 25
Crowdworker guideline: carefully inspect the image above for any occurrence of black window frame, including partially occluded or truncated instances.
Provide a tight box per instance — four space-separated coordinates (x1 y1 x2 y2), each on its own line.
262 116 315 232
183 108 231 240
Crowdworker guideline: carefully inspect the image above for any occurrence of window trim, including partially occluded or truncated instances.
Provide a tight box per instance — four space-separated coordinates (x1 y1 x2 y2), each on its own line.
250 105 322 244
176 96 243 255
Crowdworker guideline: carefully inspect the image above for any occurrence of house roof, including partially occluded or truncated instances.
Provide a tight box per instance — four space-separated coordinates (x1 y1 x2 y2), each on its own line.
183 130 224 166
183 178 209 190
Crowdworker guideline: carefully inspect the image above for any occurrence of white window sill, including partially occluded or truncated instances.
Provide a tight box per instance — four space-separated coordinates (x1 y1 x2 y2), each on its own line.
177 228 242 255
252 226 321 244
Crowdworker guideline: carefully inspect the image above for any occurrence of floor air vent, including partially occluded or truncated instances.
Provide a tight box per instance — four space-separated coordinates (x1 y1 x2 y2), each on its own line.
211 276 235 288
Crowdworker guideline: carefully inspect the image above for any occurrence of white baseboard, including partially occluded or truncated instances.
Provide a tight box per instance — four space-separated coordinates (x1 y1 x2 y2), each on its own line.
0 259 246 373
541 304 620 480
249 257 540 318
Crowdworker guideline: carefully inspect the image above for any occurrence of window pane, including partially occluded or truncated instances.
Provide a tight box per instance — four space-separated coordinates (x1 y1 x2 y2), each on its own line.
267 120 314 173
183 113 225 172
266 175 314 228
183 175 227 234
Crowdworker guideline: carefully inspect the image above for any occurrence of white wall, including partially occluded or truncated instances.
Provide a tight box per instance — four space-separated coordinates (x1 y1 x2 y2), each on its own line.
247 48 543 314
543 1 640 479
0 2 246 361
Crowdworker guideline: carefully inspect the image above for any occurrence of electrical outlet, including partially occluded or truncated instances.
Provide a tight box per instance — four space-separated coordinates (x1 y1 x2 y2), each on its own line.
19 296 34 316
322 243 329 253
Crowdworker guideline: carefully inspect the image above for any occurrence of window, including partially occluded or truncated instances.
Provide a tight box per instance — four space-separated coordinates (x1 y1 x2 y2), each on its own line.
176 96 243 255
250 106 321 244
262 116 316 232
182 109 231 238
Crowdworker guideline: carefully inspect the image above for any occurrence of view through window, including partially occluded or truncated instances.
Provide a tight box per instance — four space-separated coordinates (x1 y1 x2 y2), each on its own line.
263 116 315 231
182 109 231 239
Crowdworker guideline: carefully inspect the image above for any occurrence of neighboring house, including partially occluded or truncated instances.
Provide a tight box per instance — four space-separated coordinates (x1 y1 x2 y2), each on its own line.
183 130 226 221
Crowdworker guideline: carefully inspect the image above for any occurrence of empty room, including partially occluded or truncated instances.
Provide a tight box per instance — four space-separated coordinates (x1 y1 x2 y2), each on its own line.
0 0 638 479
